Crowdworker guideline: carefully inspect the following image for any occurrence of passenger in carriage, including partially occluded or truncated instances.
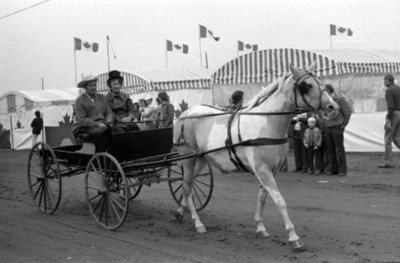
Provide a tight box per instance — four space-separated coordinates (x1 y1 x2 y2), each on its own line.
229 90 244 111
106 70 140 133
72 75 113 152
157 91 174 128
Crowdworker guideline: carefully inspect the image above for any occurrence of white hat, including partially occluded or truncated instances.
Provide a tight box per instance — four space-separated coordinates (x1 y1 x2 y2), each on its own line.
77 75 98 88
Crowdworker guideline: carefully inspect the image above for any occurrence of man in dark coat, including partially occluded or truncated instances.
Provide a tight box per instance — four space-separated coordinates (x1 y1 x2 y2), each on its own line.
31 110 43 147
324 84 352 177
378 74 400 168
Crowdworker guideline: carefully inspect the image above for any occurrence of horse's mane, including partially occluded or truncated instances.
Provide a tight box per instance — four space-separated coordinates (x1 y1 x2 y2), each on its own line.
244 74 292 110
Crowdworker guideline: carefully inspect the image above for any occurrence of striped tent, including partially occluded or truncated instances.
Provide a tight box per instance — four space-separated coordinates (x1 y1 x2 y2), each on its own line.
95 70 211 94
212 48 337 85
314 49 400 75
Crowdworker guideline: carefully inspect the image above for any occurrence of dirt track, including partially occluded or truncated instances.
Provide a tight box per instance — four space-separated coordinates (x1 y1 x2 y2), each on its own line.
1 150 399 263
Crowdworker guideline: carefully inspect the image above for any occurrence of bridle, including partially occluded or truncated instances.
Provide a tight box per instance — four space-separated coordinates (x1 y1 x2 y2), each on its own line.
293 72 328 112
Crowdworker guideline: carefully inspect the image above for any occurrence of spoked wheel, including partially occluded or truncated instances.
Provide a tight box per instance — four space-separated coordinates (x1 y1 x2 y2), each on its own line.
27 142 62 215
168 162 214 211
119 177 142 200
85 153 129 230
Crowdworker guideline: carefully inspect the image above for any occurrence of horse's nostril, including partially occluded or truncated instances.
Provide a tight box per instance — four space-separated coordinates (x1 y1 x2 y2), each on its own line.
327 105 334 111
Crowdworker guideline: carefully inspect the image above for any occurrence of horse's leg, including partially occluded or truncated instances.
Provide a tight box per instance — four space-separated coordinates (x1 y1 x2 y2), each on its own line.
175 157 207 233
184 157 207 233
254 165 305 252
254 186 271 238
174 159 193 221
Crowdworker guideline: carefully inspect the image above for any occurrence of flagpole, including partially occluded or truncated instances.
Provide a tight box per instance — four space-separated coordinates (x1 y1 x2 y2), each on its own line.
330 35 332 49
74 49 77 86
199 36 203 69
107 35 110 71
166 50 168 68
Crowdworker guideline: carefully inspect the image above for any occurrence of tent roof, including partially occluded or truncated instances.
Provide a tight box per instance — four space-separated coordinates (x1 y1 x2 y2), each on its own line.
212 48 400 85
0 88 79 102
212 48 337 85
314 49 400 63
96 70 212 94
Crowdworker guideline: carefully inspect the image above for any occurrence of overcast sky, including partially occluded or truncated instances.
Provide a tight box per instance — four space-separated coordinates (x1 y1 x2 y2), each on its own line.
1 0 399 95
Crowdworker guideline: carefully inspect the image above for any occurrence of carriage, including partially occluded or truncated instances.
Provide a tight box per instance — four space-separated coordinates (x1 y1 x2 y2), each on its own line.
27 127 214 230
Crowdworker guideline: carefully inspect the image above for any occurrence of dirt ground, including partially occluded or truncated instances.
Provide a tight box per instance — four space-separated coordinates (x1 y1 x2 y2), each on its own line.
0 149 399 263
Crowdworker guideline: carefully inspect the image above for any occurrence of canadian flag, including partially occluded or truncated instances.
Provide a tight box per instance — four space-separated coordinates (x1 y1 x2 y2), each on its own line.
330 24 353 36
199 25 220 41
74 37 99 52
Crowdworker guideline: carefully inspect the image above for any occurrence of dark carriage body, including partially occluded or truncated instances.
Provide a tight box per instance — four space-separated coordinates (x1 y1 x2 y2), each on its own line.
50 127 174 168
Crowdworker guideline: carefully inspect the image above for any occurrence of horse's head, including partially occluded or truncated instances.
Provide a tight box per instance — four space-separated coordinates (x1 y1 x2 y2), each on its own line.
290 62 339 115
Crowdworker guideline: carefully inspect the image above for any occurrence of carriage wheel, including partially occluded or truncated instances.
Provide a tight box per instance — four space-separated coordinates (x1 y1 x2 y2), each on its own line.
27 142 62 215
168 162 214 211
85 153 129 230
119 177 142 200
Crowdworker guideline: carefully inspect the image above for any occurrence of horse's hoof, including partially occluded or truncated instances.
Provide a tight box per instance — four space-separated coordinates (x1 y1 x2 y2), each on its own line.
172 211 184 221
255 230 271 239
290 239 306 252
196 226 207 234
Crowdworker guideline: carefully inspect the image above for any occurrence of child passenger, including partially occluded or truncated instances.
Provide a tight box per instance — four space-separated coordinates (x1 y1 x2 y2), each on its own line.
303 117 323 175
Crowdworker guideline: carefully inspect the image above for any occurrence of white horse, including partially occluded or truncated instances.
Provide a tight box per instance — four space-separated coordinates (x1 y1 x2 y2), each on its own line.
173 63 339 252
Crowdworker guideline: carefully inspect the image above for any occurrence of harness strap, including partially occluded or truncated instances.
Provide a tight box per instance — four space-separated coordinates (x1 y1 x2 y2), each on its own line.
225 108 250 172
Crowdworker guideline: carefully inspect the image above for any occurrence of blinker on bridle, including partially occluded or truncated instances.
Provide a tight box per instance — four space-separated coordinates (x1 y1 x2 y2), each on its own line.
293 71 328 112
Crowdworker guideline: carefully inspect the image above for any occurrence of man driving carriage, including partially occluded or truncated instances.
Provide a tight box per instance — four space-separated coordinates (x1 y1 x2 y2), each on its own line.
106 70 140 133
72 75 113 152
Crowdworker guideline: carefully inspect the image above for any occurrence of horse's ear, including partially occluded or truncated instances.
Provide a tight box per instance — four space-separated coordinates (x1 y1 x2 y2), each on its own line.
290 64 302 80
306 61 317 72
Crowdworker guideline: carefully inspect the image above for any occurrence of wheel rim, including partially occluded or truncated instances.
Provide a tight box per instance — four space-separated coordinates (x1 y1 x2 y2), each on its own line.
27 142 62 215
168 162 214 211
85 153 129 230
119 177 142 200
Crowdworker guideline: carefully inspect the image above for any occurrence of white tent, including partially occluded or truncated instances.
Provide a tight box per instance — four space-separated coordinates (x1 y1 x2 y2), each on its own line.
0 89 78 150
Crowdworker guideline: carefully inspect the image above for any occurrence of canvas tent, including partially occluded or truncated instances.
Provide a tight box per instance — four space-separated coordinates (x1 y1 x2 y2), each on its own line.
211 48 400 151
95 70 213 115
0 89 78 150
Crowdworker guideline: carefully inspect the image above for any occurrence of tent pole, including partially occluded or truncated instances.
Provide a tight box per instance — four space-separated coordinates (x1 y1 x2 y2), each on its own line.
9 115 14 150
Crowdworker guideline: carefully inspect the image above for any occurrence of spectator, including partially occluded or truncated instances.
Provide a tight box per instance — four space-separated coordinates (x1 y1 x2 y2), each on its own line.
324 84 352 177
154 97 162 128
157 91 174 128
230 90 244 111
303 117 323 175
72 75 113 152
30 110 43 147
291 112 309 173
139 97 156 130
378 74 400 168
106 70 140 133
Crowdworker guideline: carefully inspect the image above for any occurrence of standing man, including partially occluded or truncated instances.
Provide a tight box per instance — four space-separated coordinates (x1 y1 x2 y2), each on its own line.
324 84 352 177
378 74 400 168
30 110 43 147
157 91 174 128
73 75 113 152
